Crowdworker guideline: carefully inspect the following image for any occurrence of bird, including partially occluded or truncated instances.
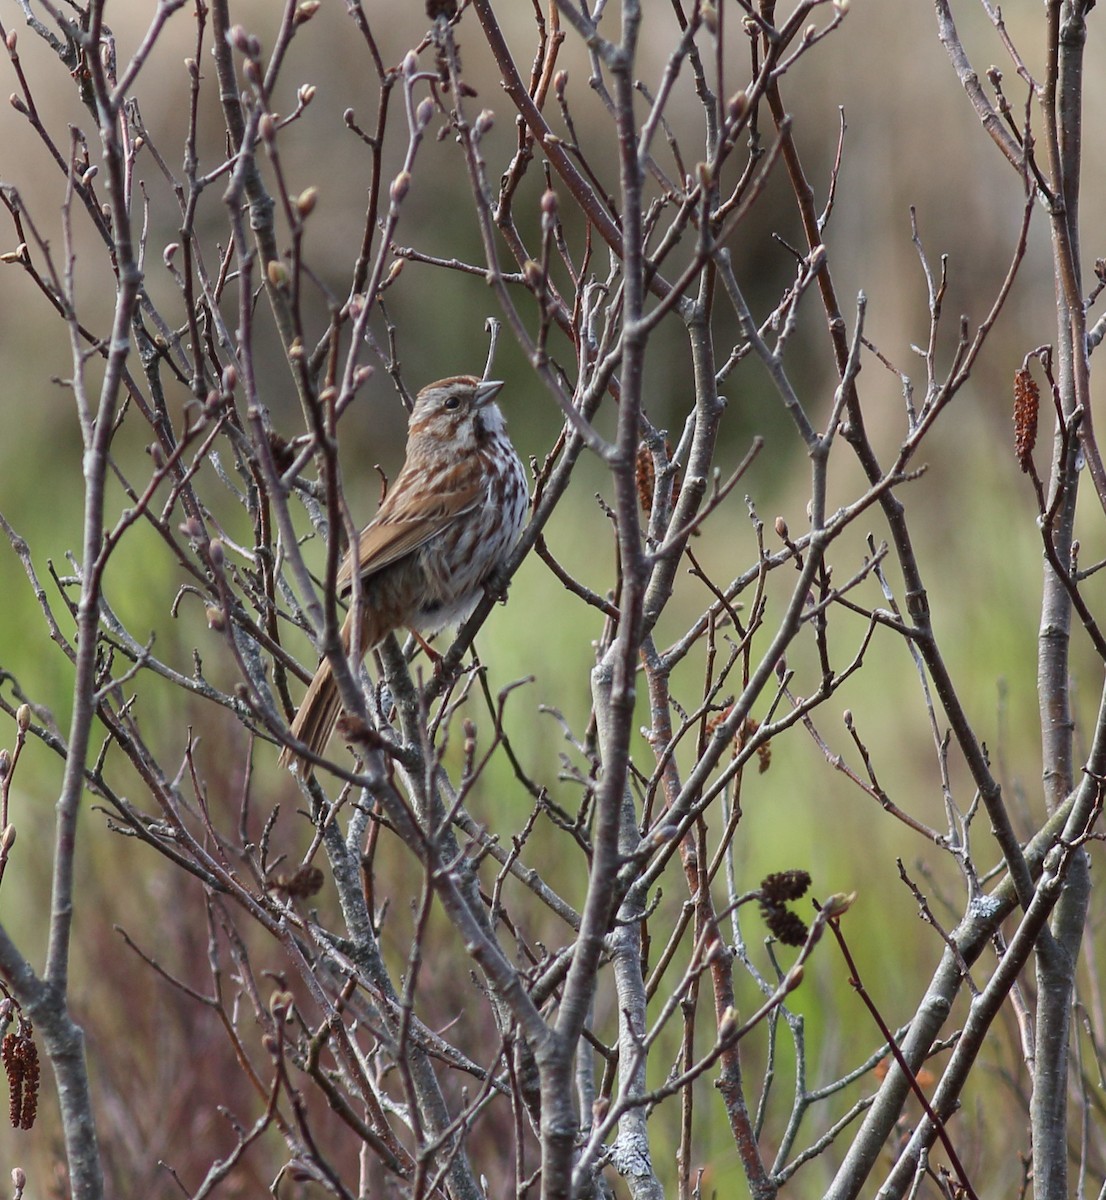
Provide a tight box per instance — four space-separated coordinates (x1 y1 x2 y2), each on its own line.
279 375 528 771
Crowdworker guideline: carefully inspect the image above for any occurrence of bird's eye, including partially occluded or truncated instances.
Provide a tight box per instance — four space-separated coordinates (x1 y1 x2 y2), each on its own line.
444 395 460 410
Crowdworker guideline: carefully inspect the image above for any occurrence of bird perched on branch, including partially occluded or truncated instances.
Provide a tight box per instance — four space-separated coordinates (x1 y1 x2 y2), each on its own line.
279 375 528 771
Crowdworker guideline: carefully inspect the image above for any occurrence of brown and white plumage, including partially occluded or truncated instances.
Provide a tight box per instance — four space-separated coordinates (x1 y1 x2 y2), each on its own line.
279 376 527 771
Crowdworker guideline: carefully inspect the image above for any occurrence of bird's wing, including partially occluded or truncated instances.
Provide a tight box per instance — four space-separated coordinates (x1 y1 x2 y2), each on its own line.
335 474 484 592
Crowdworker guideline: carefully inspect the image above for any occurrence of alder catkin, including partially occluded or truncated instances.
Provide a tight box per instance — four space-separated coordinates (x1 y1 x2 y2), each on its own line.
1013 367 1039 473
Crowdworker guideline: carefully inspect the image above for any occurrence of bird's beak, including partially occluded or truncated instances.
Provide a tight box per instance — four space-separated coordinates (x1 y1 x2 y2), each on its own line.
474 379 505 407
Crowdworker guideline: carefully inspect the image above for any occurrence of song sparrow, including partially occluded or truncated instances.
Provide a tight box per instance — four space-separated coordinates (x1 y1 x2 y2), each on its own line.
279 375 528 771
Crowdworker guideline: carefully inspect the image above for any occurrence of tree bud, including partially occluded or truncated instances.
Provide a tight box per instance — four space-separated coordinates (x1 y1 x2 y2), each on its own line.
390 171 411 203
295 186 318 217
727 90 749 122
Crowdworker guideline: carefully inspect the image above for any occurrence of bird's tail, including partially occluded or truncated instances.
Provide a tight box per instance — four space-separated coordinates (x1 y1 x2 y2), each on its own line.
278 616 354 774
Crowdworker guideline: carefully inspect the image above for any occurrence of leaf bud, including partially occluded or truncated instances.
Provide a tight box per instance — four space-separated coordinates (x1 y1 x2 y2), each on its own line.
269 989 295 1019
821 891 856 918
727 90 749 122
295 186 318 217
226 24 251 53
389 170 411 204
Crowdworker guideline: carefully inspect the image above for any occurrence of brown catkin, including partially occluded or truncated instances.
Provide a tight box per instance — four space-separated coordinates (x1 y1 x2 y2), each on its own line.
1 1030 36 1129
2 1032 18 1128
1013 367 1039 473
635 443 655 515
15 1037 37 1129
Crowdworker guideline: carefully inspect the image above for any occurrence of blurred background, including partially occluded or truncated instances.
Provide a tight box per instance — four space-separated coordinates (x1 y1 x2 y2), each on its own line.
1 0 1104 1194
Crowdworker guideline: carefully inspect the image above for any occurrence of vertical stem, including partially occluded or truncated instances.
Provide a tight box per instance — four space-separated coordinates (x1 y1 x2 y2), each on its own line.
1033 5 1091 1196
1037 0 1080 814
35 4 145 1193
542 5 650 1196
